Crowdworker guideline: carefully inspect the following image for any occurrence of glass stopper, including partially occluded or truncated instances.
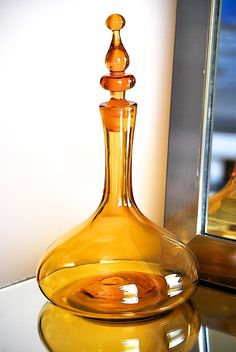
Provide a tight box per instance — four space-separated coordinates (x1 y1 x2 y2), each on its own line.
100 14 136 97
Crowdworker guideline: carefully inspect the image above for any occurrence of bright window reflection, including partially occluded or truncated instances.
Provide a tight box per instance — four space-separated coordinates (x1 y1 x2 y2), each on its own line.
120 284 139 304
123 338 140 351
167 328 185 348
165 274 183 297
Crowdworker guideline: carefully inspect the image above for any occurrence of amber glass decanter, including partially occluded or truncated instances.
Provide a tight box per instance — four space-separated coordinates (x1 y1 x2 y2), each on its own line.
208 161 236 240
39 301 200 352
37 14 198 320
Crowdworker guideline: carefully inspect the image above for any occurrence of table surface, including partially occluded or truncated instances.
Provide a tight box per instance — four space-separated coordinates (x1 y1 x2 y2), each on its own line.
0 279 236 351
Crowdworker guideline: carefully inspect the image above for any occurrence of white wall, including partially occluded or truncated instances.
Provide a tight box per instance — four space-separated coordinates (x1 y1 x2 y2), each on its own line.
0 0 177 287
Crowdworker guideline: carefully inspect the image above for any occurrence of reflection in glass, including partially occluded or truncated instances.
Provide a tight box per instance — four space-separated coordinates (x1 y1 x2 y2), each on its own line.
38 301 200 352
208 162 236 239
207 0 236 240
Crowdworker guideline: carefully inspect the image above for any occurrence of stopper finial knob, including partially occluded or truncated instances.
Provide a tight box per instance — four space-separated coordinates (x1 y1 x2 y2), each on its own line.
106 14 125 31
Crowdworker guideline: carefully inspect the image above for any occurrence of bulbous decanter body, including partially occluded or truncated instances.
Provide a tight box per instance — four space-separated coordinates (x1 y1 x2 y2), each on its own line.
37 14 198 320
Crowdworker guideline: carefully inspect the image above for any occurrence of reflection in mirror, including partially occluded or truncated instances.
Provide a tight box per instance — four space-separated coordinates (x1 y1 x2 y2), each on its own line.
38 301 200 352
207 0 236 240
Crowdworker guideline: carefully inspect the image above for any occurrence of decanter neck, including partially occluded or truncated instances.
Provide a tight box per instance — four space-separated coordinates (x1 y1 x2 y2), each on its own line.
100 101 137 207
99 13 137 209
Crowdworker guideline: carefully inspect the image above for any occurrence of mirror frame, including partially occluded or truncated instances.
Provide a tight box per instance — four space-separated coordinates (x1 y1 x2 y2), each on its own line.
165 0 236 289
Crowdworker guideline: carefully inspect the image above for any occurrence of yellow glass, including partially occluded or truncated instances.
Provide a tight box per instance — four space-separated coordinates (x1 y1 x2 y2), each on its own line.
208 162 236 240
37 14 198 320
38 301 200 352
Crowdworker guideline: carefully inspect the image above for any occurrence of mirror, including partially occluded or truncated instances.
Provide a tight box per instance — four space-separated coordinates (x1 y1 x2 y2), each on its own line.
165 0 236 289
207 0 236 240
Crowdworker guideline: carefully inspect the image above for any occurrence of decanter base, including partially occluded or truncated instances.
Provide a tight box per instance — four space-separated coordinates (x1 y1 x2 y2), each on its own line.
39 261 197 320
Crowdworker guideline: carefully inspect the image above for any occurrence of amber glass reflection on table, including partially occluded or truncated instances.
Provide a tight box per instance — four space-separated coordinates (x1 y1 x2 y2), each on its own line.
38 301 200 352
37 14 198 320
